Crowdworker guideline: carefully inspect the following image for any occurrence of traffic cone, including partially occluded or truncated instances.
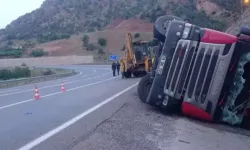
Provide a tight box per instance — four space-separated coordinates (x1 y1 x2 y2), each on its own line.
34 86 40 100
61 82 66 92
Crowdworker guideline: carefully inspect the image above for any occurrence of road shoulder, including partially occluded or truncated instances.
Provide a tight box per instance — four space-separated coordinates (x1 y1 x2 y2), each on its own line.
71 91 250 150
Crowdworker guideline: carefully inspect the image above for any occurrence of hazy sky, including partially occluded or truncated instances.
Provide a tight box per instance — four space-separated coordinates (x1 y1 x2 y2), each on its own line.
0 0 45 29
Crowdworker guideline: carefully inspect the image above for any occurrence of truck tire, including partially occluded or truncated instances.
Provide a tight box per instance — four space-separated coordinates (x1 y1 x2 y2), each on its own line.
154 15 181 42
137 73 152 103
133 71 140 77
133 71 146 77
124 71 132 78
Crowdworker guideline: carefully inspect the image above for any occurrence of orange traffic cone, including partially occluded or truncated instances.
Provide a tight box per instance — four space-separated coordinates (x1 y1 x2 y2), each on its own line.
61 82 66 92
34 86 40 100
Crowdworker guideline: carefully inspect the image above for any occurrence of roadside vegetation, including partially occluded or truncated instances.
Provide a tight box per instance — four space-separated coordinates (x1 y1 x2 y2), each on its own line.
30 49 48 57
37 33 71 43
0 67 56 80
0 48 23 58
0 67 31 80
81 35 107 56
0 45 48 58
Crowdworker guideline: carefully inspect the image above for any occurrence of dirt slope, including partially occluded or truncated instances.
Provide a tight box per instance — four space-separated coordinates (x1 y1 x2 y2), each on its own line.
35 19 153 57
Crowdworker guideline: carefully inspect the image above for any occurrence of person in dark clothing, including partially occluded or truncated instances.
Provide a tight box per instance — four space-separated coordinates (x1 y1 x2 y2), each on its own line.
116 61 120 75
112 62 116 76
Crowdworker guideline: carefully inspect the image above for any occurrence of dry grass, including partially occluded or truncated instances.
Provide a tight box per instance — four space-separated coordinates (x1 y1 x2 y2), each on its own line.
35 31 153 57
6 19 154 58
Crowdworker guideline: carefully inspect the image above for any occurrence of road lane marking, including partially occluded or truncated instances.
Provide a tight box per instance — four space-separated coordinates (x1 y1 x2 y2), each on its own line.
0 76 118 111
18 82 138 150
0 71 111 97
0 71 83 93
0 99 33 110
0 71 85 96
0 88 21 94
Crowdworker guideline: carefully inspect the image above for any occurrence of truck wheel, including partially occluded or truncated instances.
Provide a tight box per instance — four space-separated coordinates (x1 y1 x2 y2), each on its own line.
137 73 152 103
133 71 146 77
133 71 140 77
124 71 132 78
154 15 181 42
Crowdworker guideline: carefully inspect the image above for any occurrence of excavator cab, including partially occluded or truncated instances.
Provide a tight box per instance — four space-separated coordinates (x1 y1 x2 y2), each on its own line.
122 33 152 78
132 41 149 65
142 15 250 129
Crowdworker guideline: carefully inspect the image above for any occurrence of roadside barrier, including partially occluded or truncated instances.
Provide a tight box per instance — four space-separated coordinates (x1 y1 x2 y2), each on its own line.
0 69 76 89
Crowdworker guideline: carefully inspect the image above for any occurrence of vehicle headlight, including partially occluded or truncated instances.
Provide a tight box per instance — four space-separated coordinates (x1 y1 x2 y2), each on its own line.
182 23 192 39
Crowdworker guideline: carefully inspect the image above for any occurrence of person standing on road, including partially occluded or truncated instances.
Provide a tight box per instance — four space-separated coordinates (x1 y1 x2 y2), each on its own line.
112 61 116 76
116 61 120 75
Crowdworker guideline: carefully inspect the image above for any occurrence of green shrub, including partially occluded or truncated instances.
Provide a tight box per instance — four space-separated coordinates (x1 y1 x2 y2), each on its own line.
61 34 71 39
42 69 54 76
23 41 36 49
31 49 48 57
21 62 27 67
37 33 71 43
0 67 31 80
86 43 97 51
0 48 23 58
7 41 13 45
134 33 140 38
98 38 107 47
82 35 89 47
0 69 12 80
98 48 105 54
12 67 31 78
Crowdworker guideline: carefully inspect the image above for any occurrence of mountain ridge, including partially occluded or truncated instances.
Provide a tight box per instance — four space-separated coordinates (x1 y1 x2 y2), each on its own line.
0 0 239 42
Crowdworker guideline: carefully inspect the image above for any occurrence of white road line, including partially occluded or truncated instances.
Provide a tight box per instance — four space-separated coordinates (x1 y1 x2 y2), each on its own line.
0 76 118 111
0 88 21 94
0 71 83 93
18 82 138 150
0 99 33 110
0 72 111 97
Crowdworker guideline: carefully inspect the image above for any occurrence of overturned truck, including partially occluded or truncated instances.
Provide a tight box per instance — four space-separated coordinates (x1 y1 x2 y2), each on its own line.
138 15 250 129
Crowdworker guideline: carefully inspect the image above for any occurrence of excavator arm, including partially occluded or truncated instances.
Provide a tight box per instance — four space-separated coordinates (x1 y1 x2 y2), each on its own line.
125 33 136 66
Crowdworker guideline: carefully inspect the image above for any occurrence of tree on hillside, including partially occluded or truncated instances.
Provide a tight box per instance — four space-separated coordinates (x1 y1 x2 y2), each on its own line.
82 35 89 47
86 44 97 51
134 33 140 38
30 49 48 57
98 47 105 54
98 38 107 47
7 41 13 46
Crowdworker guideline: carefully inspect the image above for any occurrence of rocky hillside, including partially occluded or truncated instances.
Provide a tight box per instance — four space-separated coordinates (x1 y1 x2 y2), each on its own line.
226 6 250 35
0 0 240 43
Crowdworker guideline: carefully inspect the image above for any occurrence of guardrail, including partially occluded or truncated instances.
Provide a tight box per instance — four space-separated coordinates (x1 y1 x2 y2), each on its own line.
0 70 77 89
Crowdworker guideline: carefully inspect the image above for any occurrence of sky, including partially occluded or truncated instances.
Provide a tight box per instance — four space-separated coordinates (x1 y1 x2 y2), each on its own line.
0 0 45 29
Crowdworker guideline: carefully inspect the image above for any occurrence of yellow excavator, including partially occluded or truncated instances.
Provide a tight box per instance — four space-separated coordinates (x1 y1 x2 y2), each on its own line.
120 33 153 78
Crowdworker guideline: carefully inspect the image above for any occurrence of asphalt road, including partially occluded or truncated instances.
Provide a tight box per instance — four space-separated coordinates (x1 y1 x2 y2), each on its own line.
1 64 250 150
0 65 140 150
